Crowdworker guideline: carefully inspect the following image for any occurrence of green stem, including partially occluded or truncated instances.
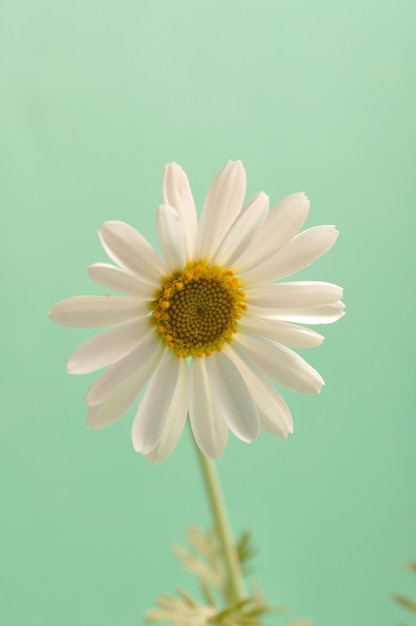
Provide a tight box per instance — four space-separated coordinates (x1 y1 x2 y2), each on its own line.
195 443 246 603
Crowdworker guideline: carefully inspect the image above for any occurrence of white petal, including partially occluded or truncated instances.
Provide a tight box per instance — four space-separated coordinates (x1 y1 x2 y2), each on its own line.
197 161 246 260
245 281 343 309
156 204 187 271
189 358 228 459
240 225 339 286
234 192 309 273
85 332 163 405
145 359 189 463
49 296 143 328
132 351 184 454
67 317 153 374
226 346 293 436
87 363 156 431
234 333 324 394
205 351 259 442
246 300 345 325
213 192 269 267
238 317 324 348
99 221 167 286
163 162 198 260
87 263 157 298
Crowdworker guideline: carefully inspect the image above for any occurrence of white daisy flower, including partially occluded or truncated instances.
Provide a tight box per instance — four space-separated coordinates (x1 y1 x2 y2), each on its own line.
50 161 344 463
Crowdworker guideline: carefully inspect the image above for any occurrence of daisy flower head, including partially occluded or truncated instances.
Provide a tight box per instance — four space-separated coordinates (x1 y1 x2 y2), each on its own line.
50 161 344 463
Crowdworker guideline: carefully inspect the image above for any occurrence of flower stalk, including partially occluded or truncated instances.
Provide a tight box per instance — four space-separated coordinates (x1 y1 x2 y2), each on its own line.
195 441 246 603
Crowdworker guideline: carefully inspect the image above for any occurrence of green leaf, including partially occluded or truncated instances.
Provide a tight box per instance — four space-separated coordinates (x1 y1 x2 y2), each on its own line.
236 531 257 576
146 589 216 625
147 524 310 625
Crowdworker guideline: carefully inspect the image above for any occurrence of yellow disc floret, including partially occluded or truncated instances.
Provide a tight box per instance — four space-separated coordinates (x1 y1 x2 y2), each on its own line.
150 262 246 358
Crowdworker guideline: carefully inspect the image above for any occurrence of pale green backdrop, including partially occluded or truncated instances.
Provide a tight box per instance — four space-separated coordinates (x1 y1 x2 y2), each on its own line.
1 1 415 625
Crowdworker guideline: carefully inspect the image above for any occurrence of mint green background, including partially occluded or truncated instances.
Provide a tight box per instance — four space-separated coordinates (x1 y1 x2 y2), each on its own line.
1 1 415 625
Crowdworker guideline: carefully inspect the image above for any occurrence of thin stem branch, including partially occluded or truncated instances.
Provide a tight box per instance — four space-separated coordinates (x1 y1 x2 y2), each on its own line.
195 444 245 603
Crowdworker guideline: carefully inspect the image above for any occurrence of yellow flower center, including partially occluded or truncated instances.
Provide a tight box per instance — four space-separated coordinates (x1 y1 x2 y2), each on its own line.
150 262 246 358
